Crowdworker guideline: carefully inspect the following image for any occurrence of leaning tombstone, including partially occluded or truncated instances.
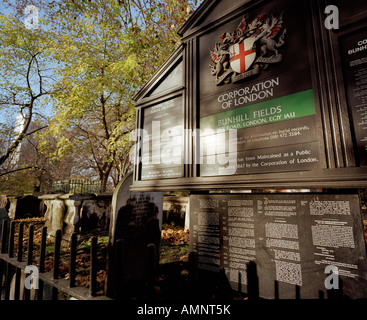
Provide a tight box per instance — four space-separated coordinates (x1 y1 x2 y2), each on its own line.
105 172 163 299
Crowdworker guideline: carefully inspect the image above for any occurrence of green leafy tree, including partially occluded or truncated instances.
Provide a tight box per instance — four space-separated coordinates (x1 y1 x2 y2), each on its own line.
43 0 198 192
2 0 199 192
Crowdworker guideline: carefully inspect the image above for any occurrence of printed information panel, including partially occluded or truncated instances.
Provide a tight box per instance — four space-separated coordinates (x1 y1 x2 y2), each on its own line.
190 193 367 299
140 97 184 180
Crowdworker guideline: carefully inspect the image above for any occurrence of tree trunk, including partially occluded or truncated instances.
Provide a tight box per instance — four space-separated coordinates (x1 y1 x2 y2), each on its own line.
99 162 113 193
100 173 109 193
0 108 32 167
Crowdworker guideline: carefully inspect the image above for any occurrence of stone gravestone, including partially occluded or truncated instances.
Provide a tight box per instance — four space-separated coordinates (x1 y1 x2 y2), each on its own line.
40 195 66 240
0 195 9 218
0 195 10 247
39 193 112 245
59 193 111 243
8 195 42 220
78 195 111 233
105 172 163 299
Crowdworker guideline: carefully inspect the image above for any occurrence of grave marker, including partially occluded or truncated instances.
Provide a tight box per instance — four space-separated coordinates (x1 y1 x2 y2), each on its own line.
105 172 163 298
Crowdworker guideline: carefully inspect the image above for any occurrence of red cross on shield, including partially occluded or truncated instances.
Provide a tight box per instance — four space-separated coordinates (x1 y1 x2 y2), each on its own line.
229 37 257 74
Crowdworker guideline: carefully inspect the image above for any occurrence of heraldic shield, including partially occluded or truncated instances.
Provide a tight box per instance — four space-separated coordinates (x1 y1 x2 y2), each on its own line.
229 37 257 74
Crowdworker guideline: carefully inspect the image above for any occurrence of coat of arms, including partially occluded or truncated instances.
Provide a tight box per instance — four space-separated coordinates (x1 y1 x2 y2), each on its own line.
209 13 286 85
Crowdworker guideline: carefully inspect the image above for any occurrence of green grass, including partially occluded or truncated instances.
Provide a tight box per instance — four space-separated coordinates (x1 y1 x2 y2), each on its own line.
160 243 189 264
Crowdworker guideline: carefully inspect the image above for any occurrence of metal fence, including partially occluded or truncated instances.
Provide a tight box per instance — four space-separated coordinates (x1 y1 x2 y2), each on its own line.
51 179 102 194
0 220 111 300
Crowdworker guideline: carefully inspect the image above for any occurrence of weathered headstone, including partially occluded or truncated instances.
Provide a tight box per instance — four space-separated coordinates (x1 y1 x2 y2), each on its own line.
39 193 112 245
62 196 82 243
40 195 66 239
0 195 9 210
105 172 163 298
0 195 9 218
163 195 189 226
79 195 111 233
8 195 41 220
0 195 10 246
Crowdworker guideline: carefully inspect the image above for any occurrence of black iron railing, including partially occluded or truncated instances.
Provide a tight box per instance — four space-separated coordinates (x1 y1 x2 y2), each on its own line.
0 219 110 300
51 179 102 194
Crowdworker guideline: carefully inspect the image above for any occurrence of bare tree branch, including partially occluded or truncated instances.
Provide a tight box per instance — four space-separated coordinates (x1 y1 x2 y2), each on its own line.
25 125 48 136
0 166 45 177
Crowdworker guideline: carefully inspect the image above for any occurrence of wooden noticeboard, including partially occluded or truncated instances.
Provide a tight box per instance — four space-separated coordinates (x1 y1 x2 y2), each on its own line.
131 0 367 192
